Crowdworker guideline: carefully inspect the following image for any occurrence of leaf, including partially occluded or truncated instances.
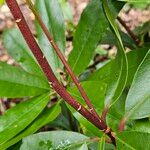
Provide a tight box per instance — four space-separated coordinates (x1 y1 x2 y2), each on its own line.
0 0 4 5
2 28 45 78
0 62 49 98
117 131 150 150
125 49 150 119
130 119 150 133
77 143 88 150
20 131 89 150
0 93 50 146
87 47 149 87
134 21 150 37
68 81 106 110
107 90 127 131
100 30 136 49
101 0 128 106
67 81 106 137
98 135 105 150
129 2 150 9
1 103 61 150
59 0 73 21
35 0 65 77
118 0 149 3
68 0 124 75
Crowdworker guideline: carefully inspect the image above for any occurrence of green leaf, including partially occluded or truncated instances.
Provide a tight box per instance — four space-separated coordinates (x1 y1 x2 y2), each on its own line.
0 0 4 5
100 30 136 49
130 119 150 133
117 131 150 150
20 131 89 150
77 143 88 150
129 2 150 9
107 90 127 131
68 81 106 110
0 62 49 98
134 21 150 37
59 0 73 21
1 103 61 149
0 93 50 146
68 81 106 137
68 0 124 75
87 47 149 87
2 28 45 78
118 0 149 3
98 135 105 150
125 49 150 119
35 0 65 77
101 0 128 106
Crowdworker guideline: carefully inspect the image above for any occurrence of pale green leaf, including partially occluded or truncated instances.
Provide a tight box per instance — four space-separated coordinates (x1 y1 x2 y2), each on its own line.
20 131 89 150
0 62 49 98
35 0 65 77
3 28 45 78
98 135 105 150
0 93 50 146
125 49 150 119
1 103 61 149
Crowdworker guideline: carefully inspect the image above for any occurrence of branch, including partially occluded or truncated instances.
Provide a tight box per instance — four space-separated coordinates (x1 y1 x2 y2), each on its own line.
6 0 116 145
25 0 100 120
117 16 141 46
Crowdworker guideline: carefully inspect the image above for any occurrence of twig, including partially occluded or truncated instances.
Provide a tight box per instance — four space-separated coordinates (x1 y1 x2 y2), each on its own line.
117 16 140 46
6 0 116 145
101 106 109 123
25 0 100 120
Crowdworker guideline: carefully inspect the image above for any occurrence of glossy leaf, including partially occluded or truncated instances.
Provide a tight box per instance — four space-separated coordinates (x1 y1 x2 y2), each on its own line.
1 103 61 149
130 119 150 133
107 90 127 131
102 0 128 106
100 30 136 49
0 62 49 98
0 93 50 146
35 0 65 77
117 131 150 150
59 0 73 21
77 143 88 150
125 49 150 119
3 28 45 78
20 131 89 150
68 81 106 137
68 0 124 75
87 47 149 87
